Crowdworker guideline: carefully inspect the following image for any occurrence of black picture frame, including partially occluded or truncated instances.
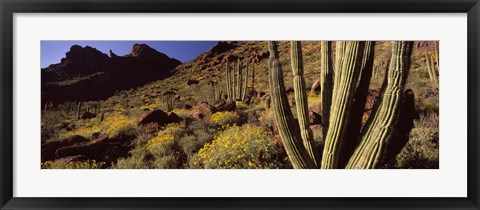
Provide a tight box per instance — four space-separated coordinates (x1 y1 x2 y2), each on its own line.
1 0 479 209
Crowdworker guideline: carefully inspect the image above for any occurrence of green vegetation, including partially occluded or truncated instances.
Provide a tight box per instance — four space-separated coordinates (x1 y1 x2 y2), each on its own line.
41 41 439 169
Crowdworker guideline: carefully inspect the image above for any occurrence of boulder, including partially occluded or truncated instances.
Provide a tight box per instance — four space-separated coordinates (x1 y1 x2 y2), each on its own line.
55 134 135 167
309 111 322 125
216 101 236 112
138 110 169 126
192 111 204 120
310 79 321 95
41 135 89 162
257 91 266 99
198 102 217 115
80 111 96 120
186 79 199 86
167 112 182 124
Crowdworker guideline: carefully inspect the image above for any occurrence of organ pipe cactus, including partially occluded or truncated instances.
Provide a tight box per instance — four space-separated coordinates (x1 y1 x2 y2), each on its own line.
291 41 320 166
321 41 374 169
425 50 438 87
251 64 255 93
319 41 333 141
76 101 82 119
267 41 415 169
267 41 316 168
224 57 249 101
346 41 414 168
225 61 232 101
237 58 242 101
242 64 249 101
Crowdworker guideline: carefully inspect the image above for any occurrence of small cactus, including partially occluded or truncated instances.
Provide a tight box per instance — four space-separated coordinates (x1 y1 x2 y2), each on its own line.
76 101 82 119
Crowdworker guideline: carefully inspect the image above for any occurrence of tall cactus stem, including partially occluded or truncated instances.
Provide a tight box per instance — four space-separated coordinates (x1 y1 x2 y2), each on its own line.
251 64 255 92
291 41 320 166
76 101 82 119
345 41 414 169
320 41 334 142
321 41 366 169
268 41 316 169
242 63 249 101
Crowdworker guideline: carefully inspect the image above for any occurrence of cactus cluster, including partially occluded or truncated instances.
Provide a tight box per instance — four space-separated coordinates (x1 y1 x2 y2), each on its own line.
267 41 415 169
225 58 254 102
162 90 177 112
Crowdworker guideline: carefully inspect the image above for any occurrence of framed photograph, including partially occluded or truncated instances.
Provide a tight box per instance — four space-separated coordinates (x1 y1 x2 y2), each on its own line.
1 0 479 209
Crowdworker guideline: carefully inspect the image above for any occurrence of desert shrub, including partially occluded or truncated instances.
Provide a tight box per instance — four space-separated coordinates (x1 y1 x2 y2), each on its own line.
145 123 187 168
177 135 199 156
258 107 275 129
210 111 240 127
194 124 285 169
171 108 193 119
152 154 177 169
103 115 137 138
59 124 101 140
41 160 63 169
113 155 148 169
235 101 249 110
65 160 106 169
112 140 150 169
43 160 105 169
392 113 439 168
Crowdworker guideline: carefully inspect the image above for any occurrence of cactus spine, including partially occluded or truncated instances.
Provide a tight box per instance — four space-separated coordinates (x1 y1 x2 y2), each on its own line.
267 41 316 169
346 41 414 169
291 41 320 166
320 41 333 141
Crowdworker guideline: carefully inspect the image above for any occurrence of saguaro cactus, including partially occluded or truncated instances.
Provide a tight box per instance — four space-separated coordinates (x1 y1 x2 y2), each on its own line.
267 41 415 169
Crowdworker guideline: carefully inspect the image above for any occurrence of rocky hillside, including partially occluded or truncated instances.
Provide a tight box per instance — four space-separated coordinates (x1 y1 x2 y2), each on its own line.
42 44 181 104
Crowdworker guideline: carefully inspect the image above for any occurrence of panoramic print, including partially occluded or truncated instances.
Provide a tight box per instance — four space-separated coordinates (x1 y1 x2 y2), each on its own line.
41 41 439 169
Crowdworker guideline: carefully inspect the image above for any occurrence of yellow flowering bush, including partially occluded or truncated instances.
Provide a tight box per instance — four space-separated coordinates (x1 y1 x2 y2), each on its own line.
210 111 240 126
146 123 186 164
65 160 106 169
103 115 137 138
146 134 175 148
235 101 249 110
195 124 280 169
171 108 193 119
41 160 105 169
59 125 101 140
146 124 185 147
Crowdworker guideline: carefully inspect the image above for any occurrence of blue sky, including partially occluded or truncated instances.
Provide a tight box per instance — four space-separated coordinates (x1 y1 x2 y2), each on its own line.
41 41 217 68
